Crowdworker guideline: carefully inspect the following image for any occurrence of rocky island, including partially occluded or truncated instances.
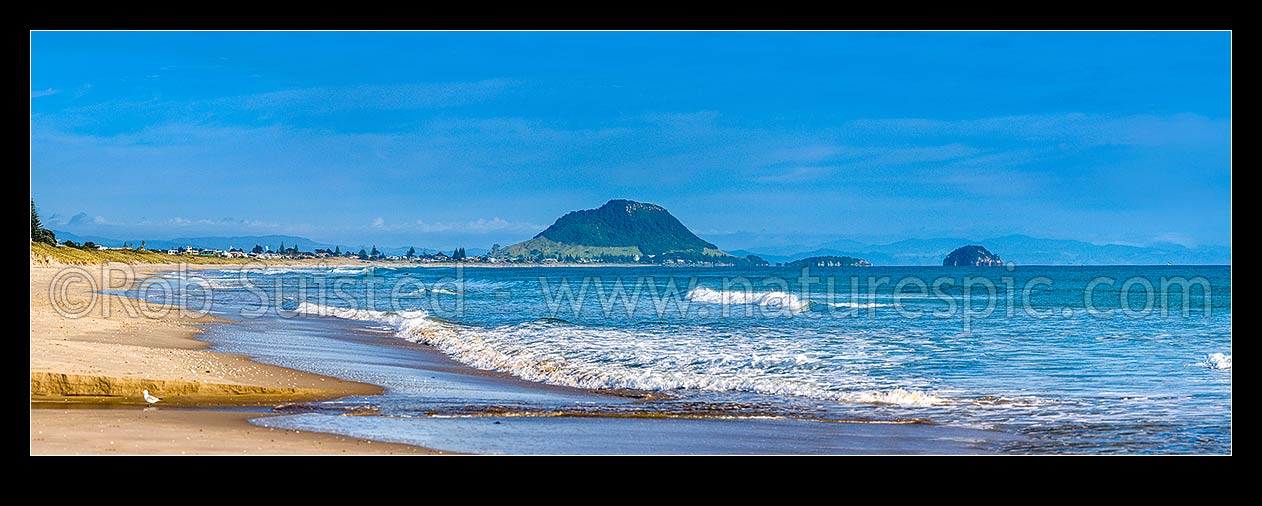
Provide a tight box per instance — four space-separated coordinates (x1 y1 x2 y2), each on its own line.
942 245 1003 266
786 255 871 268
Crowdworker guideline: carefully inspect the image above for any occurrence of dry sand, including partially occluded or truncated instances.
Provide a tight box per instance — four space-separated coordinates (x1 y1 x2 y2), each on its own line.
30 262 440 455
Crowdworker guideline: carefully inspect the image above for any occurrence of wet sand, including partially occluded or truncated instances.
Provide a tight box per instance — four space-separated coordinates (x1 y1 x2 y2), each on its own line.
31 408 439 455
30 262 439 454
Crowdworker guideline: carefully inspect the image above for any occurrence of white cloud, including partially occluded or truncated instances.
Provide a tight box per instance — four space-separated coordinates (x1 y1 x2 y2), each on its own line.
162 216 279 228
465 217 539 233
30 88 58 98
752 143 990 185
371 217 385 228
411 217 541 233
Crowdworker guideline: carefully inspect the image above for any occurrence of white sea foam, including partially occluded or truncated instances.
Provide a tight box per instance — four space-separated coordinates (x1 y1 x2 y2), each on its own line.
188 278 253 290
294 301 430 331
259 267 319 275
1201 353 1232 371
686 287 811 313
407 322 948 406
848 389 947 406
253 266 386 276
294 301 946 406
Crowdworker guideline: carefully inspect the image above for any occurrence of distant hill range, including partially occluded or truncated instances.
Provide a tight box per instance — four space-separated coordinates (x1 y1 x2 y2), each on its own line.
500 199 741 263
725 234 1230 266
51 226 1229 267
47 231 474 257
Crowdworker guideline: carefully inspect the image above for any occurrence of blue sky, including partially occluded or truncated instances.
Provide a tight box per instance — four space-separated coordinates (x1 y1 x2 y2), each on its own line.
31 31 1231 250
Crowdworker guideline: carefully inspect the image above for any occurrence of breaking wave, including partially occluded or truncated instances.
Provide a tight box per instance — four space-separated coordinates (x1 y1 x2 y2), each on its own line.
293 301 431 333
1201 353 1232 371
686 287 811 313
292 301 947 406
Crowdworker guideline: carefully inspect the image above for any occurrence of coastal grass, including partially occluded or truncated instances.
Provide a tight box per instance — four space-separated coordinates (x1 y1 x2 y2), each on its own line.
30 241 255 266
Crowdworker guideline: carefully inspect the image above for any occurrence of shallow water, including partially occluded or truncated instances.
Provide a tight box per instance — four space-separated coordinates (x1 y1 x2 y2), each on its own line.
141 264 1231 454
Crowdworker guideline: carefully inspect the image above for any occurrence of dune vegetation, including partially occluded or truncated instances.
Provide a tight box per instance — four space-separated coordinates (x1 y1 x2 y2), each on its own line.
30 242 255 266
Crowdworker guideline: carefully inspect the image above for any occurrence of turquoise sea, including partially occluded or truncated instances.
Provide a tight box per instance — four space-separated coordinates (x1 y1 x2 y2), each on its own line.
141 265 1231 454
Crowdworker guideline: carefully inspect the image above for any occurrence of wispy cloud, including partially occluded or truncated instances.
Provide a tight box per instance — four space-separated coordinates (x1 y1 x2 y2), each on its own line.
752 144 989 184
362 216 542 234
848 113 1229 149
412 217 542 234
755 166 837 183
238 79 519 113
639 110 721 135
30 106 1228 248
867 143 981 165
746 113 1227 201
37 79 521 133
160 216 280 228
30 88 58 98
53 211 281 230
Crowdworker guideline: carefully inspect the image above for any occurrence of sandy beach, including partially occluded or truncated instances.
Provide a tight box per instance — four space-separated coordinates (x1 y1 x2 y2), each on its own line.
31 409 433 455
30 261 441 455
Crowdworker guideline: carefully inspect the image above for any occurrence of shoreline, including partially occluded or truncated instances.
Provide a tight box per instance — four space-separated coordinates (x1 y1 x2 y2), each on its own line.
201 284 1013 454
30 261 444 455
30 244 727 269
31 409 436 455
32 257 1019 454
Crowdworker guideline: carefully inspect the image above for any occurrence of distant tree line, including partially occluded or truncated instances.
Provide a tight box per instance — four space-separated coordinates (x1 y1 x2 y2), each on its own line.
59 240 101 250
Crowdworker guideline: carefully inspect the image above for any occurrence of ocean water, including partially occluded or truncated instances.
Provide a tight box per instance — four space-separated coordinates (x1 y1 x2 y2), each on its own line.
141 265 1231 454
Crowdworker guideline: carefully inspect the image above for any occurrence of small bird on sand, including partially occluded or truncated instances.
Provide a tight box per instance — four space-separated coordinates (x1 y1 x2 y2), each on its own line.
142 390 161 405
